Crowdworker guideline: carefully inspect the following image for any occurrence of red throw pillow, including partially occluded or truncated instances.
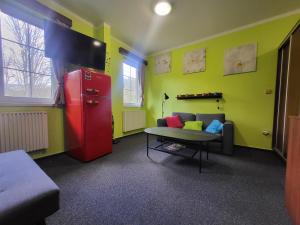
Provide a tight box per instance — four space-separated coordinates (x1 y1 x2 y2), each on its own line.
165 115 183 128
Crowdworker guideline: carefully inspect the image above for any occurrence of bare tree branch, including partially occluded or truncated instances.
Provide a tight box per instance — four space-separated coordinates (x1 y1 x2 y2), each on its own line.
1 13 53 97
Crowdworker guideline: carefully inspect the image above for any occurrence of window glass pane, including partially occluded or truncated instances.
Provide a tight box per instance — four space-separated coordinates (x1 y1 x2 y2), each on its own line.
123 63 139 105
2 39 28 71
123 63 130 76
30 48 53 75
4 68 30 97
32 74 52 98
131 67 137 78
0 11 54 101
27 24 44 50
0 12 27 45
123 89 130 103
123 76 130 90
130 91 137 103
130 77 137 91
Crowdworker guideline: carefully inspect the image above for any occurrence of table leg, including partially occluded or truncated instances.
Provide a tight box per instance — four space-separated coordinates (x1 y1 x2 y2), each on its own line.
205 142 209 160
199 149 202 173
146 133 149 157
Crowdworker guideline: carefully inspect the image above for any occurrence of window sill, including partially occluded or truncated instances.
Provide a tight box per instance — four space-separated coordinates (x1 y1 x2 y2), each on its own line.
0 103 55 107
0 97 55 107
123 103 142 108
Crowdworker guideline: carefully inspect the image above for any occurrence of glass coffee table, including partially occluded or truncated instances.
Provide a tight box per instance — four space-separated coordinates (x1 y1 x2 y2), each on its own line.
144 127 219 173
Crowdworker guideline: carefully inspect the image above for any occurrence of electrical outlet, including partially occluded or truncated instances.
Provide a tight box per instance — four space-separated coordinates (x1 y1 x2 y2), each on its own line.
262 130 270 136
265 89 273 95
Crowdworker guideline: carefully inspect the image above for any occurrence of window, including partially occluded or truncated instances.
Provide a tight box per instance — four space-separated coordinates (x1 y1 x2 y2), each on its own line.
0 11 56 105
123 62 140 107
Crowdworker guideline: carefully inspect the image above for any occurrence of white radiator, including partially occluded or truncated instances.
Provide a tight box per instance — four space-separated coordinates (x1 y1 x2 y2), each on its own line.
0 112 48 153
123 110 146 132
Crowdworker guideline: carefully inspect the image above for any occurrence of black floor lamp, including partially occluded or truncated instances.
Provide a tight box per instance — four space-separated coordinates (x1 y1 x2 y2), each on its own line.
161 93 169 118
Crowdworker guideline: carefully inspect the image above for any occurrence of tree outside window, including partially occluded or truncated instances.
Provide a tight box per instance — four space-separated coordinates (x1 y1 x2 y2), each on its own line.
0 11 55 101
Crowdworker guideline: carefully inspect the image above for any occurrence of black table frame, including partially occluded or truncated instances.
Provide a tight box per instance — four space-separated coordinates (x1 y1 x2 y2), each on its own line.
146 133 210 173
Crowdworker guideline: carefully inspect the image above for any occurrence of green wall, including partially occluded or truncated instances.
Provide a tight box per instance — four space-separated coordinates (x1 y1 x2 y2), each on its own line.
2 1 299 158
110 37 145 139
0 1 95 159
94 23 112 75
145 14 300 150
38 1 145 140
0 1 143 158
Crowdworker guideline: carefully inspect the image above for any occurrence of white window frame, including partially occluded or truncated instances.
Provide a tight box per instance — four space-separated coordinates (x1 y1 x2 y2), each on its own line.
122 61 141 108
0 10 56 106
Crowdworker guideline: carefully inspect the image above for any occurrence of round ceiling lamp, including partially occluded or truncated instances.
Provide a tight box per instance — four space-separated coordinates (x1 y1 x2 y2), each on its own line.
154 1 172 16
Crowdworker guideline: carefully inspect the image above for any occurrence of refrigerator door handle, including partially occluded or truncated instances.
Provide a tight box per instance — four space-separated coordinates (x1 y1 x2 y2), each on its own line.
86 100 99 105
86 88 100 94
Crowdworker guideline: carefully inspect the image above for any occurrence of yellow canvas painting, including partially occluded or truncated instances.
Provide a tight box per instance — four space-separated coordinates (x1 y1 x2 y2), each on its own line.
183 49 206 74
155 53 171 74
224 43 257 75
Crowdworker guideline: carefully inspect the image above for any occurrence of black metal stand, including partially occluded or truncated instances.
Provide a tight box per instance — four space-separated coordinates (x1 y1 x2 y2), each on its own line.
146 133 149 157
199 149 202 173
146 133 209 173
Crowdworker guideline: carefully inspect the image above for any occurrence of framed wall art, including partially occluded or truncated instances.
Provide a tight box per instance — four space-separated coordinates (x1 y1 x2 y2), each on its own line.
183 48 206 74
155 53 171 74
224 43 257 75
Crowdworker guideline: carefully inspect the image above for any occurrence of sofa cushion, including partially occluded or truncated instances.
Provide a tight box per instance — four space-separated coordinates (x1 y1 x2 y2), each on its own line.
196 114 225 128
0 150 59 225
183 121 203 131
205 120 224 134
172 112 196 123
165 115 183 128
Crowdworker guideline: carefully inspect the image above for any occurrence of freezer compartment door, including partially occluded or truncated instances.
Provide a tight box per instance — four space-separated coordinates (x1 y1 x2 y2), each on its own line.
83 95 112 161
82 69 111 97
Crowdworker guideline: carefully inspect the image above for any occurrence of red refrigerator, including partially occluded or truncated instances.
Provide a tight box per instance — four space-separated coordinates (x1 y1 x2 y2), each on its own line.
64 68 112 161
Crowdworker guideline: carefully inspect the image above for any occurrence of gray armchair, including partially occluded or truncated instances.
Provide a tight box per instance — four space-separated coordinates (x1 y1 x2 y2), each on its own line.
157 112 234 155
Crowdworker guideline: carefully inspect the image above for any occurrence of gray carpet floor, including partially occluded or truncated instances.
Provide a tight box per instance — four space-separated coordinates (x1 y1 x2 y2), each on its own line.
37 133 291 225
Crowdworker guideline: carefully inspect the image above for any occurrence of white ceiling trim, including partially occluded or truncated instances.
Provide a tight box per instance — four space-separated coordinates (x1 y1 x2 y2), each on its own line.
40 0 94 27
148 8 300 57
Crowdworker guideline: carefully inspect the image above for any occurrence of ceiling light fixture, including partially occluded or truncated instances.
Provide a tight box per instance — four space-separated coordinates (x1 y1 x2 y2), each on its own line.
154 1 172 16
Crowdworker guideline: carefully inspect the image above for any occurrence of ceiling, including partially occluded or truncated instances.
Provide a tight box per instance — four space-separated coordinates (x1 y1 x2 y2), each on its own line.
54 0 300 55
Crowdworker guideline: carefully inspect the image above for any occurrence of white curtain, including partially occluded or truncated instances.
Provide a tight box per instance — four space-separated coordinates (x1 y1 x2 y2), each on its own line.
138 64 146 107
53 59 66 106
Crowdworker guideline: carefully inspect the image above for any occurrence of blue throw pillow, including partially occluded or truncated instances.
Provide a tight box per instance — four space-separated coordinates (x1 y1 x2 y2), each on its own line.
205 120 223 134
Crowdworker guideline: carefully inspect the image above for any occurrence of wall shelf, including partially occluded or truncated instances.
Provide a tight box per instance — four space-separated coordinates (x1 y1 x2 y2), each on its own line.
176 93 223 100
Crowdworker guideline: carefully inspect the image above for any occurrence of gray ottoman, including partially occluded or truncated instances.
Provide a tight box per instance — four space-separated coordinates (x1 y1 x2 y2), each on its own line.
0 150 59 225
